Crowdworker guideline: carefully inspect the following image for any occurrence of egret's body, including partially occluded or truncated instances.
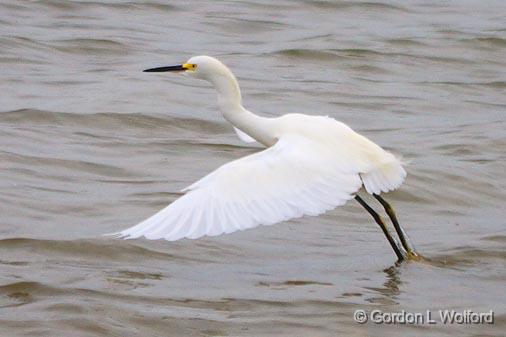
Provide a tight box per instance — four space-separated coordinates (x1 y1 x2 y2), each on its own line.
117 56 418 261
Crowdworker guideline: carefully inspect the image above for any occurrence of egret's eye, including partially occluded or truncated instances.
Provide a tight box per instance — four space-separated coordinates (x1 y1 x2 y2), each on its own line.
183 63 197 70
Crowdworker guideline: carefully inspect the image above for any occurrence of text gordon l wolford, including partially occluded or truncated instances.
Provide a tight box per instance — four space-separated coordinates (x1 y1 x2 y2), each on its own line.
353 309 494 325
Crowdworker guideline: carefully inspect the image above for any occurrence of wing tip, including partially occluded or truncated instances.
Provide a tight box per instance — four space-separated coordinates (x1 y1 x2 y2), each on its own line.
102 232 124 239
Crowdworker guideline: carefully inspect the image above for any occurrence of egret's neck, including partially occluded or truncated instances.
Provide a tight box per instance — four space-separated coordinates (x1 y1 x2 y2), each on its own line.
210 73 276 147
211 73 243 114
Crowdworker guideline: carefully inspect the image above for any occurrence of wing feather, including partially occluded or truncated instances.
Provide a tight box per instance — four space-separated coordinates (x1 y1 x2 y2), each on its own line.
117 135 363 241
234 127 257 143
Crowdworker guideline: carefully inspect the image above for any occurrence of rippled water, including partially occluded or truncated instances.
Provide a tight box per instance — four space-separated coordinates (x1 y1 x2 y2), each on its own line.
1 1 505 336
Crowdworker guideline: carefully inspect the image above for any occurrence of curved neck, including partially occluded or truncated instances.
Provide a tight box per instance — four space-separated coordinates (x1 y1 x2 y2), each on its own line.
211 72 242 114
210 73 276 147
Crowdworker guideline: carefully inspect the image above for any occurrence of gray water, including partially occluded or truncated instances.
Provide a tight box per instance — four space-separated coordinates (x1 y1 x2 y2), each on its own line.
1 1 505 336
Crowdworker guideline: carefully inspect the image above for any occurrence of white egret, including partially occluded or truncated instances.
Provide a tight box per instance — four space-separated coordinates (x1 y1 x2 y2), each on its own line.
116 55 419 261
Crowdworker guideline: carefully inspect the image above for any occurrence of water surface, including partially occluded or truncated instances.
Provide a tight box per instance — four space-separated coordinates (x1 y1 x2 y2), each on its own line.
1 1 505 336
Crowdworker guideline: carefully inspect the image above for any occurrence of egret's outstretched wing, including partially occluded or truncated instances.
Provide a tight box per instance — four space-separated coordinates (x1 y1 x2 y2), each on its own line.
116 135 363 241
234 127 257 143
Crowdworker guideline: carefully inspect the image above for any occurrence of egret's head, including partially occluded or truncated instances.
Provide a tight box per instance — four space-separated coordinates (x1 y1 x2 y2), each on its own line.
143 55 232 82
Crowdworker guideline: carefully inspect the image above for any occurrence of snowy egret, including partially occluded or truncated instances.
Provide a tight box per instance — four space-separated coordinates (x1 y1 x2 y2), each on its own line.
116 55 418 261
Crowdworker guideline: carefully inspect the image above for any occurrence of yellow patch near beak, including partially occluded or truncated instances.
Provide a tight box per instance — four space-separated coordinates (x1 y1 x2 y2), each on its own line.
183 63 197 71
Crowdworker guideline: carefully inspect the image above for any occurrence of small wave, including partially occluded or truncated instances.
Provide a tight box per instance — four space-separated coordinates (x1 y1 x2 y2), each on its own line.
257 280 333 288
0 36 45 50
0 109 228 133
461 37 506 48
481 235 506 243
2 151 137 178
30 0 178 12
272 49 339 61
0 282 38 308
418 81 506 89
110 270 163 280
51 38 129 55
273 47 389 60
0 281 52 295
483 81 506 89
32 0 80 10
272 48 470 65
349 64 389 74
207 17 288 34
385 38 427 47
304 0 409 12
73 1 180 11
432 245 506 269
0 238 183 262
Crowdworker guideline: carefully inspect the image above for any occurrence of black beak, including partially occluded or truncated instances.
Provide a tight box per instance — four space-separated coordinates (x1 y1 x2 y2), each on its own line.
143 65 186 72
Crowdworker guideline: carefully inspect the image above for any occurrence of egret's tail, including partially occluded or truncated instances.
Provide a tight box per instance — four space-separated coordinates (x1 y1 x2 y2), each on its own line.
361 158 407 195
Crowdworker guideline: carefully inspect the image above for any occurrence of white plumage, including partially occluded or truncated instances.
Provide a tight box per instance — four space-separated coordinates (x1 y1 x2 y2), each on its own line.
117 56 406 241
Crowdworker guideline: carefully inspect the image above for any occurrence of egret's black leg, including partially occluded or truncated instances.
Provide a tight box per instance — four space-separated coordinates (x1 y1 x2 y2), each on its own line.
373 194 417 257
354 195 406 261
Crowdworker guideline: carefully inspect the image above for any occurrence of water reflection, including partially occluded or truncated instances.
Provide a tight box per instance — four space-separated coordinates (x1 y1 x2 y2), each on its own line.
364 264 402 305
